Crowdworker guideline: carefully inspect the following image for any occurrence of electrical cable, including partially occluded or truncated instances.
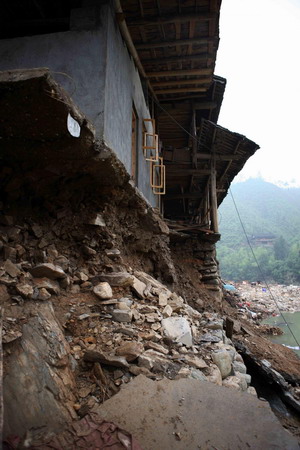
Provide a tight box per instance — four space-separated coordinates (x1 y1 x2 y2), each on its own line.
229 188 300 349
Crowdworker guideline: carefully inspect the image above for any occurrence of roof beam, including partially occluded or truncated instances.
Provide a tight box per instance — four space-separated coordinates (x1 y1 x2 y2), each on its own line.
148 68 212 77
141 53 214 65
136 37 217 50
156 87 209 94
197 153 241 160
152 77 211 87
194 101 217 110
125 12 217 27
165 192 204 199
166 168 211 175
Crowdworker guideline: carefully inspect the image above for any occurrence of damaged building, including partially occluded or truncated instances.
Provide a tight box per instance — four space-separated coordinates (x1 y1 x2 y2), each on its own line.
1 1 299 449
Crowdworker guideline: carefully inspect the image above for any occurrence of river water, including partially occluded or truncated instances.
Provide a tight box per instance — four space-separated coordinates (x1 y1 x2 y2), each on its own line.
263 311 300 358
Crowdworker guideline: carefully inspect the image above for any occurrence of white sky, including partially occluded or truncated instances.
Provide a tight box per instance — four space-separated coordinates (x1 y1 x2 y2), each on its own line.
215 0 300 186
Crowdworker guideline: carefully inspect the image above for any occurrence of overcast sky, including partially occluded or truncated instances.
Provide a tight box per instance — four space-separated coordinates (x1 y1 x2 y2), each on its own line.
215 0 300 186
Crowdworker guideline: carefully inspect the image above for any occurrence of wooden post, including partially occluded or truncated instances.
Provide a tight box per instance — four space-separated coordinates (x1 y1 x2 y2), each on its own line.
192 108 197 168
210 160 219 233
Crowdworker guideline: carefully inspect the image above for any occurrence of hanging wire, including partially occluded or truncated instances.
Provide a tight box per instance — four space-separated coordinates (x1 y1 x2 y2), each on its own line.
229 188 300 348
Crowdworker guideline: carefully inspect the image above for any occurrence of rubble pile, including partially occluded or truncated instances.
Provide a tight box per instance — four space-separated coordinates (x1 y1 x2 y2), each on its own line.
235 282 300 314
0 205 257 438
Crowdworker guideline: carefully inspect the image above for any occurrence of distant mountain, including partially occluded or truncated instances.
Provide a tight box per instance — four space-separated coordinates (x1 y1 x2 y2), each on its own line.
217 178 300 282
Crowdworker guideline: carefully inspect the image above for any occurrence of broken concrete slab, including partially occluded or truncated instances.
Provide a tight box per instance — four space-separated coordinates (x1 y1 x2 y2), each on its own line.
95 375 299 450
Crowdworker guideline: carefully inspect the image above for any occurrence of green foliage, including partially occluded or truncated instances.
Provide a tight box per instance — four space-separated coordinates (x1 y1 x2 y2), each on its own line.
217 178 300 283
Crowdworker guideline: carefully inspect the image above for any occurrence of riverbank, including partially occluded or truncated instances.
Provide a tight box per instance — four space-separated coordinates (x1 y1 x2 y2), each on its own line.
231 281 300 315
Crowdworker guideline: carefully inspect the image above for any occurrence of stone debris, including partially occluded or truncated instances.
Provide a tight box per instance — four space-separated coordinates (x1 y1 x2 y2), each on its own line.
112 309 133 322
1 202 298 444
212 350 233 379
30 263 66 279
161 317 193 347
99 272 134 287
115 342 144 361
93 282 113 300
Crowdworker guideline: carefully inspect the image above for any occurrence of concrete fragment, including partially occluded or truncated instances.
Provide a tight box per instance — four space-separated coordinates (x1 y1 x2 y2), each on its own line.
30 263 66 280
99 272 134 287
115 342 144 362
212 351 232 379
93 282 113 300
4 259 21 278
96 376 299 450
161 317 193 347
83 350 129 368
112 309 133 323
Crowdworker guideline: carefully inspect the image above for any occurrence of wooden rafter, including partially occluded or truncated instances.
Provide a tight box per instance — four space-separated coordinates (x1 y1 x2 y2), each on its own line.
135 37 217 49
148 68 212 77
126 12 217 26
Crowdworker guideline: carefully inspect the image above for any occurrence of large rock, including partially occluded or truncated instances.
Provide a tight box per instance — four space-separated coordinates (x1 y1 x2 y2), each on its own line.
30 263 66 280
3 302 76 439
93 282 113 300
99 272 134 287
212 351 232 379
131 276 146 299
115 342 144 362
161 317 193 347
112 309 133 323
83 350 129 368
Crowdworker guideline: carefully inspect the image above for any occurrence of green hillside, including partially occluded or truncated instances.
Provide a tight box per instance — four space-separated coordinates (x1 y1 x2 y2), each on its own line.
217 178 300 283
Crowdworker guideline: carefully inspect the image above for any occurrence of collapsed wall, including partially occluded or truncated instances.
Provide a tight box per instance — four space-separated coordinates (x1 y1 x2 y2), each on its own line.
0 69 224 437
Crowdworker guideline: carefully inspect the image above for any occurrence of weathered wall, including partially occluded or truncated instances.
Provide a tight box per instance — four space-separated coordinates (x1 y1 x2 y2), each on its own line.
0 4 157 206
0 6 108 135
104 4 157 206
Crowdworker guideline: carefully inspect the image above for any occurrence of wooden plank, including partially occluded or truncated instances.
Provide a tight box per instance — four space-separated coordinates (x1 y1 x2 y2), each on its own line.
210 166 219 233
152 77 211 87
141 53 214 65
136 37 217 50
197 153 240 161
194 101 217 110
148 68 212 77
166 192 204 199
166 168 211 175
156 86 209 94
126 12 218 27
